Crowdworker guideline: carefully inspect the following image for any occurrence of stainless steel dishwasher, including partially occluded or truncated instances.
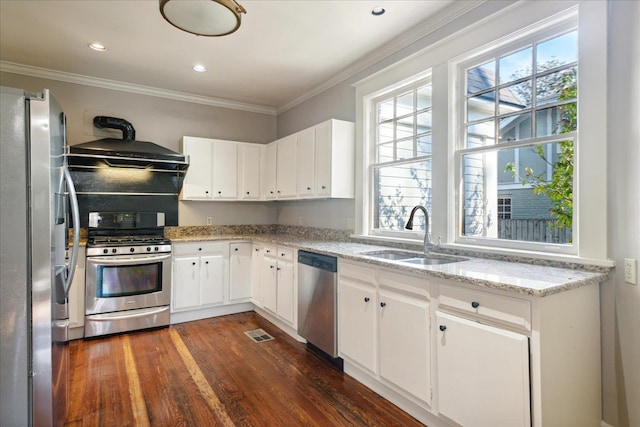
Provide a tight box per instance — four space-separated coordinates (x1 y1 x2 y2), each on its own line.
297 250 340 361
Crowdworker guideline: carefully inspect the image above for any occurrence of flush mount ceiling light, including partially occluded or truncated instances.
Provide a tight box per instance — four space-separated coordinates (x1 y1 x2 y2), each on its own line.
159 0 247 36
192 64 207 72
371 7 386 16
88 42 107 52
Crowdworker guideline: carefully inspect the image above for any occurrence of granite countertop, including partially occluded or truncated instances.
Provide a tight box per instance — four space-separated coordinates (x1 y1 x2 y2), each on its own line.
168 229 609 298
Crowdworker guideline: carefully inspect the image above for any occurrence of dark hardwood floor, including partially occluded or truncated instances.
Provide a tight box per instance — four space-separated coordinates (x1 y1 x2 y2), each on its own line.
65 312 425 426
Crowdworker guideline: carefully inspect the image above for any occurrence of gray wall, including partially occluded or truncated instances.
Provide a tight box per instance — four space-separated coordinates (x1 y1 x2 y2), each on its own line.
0 72 278 226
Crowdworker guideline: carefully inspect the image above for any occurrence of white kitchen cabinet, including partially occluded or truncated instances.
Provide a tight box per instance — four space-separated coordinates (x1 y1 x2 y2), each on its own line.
251 244 265 306
238 143 263 200
313 119 355 198
275 135 297 199
337 276 377 373
180 137 238 200
172 242 227 312
378 288 430 403
435 311 530 427
263 143 278 200
68 246 86 339
229 242 252 302
338 261 431 405
180 137 213 200
260 246 296 326
296 127 316 197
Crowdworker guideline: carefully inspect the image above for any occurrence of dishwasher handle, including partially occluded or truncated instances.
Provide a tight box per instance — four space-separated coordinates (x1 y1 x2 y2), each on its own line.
298 250 337 272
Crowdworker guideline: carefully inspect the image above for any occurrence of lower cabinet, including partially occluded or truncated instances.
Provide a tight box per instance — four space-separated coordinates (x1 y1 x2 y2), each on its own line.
229 242 252 302
172 242 227 312
259 245 296 326
436 311 530 427
338 261 431 406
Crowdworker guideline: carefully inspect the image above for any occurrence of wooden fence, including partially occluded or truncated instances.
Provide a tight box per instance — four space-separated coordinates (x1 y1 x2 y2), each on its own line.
498 219 572 244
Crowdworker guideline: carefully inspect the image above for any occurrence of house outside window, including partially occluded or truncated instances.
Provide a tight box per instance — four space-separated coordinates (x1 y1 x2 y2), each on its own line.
458 26 577 246
370 78 433 236
497 197 512 219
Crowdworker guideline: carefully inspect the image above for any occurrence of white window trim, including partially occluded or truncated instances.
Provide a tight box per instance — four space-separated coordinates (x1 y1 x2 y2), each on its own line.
353 0 608 263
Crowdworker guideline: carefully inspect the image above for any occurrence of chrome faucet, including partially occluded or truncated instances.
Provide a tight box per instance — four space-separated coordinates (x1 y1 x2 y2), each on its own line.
405 205 439 253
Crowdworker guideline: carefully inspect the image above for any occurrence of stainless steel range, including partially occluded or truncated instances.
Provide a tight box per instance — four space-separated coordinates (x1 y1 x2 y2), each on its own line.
84 211 172 338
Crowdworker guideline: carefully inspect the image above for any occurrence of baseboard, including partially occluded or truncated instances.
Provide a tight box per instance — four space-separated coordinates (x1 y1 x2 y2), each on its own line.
601 421 614 427
170 302 253 325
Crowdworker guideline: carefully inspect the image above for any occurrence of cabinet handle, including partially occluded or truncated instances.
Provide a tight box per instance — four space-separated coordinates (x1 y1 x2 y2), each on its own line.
471 301 480 309
439 325 447 332
380 302 386 308
364 297 370 302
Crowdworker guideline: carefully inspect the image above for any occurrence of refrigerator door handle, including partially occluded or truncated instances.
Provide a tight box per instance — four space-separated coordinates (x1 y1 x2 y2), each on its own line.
63 163 80 297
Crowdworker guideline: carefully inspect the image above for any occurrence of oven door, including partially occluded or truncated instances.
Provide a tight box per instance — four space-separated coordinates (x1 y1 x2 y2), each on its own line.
85 252 172 315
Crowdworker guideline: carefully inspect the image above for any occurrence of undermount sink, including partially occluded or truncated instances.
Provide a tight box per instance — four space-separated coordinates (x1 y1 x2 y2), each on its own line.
361 250 466 266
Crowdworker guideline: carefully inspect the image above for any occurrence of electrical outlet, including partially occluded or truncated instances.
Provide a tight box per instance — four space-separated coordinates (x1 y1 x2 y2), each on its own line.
624 258 637 285
206 217 213 226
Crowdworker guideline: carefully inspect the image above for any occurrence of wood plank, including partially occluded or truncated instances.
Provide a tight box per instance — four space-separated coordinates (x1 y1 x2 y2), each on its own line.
65 312 425 426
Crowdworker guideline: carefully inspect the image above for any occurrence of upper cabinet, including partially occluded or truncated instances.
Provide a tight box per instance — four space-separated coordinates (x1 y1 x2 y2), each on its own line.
180 119 354 202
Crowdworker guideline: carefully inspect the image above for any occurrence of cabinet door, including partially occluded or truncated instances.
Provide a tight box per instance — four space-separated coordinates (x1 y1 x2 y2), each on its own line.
436 311 530 427
229 243 252 301
181 138 213 200
276 259 295 325
261 257 278 315
173 256 201 311
200 254 225 306
378 289 430 403
314 120 332 197
239 144 262 200
296 127 315 197
263 143 277 200
276 134 297 198
251 246 263 306
338 278 377 373
211 141 238 199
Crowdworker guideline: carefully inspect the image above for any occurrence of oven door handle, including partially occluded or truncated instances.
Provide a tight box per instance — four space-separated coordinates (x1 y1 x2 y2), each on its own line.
85 306 170 321
87 253 172 265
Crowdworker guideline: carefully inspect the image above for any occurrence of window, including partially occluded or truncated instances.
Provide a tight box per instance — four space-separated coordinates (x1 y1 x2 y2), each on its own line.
370 78 433 236
457 26 577 248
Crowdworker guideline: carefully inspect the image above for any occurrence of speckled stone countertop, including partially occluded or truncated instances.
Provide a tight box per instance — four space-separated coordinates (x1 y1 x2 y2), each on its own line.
166 225 610 298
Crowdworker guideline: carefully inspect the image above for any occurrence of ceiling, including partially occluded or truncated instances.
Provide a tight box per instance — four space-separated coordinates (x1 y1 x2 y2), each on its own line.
0 0 465 114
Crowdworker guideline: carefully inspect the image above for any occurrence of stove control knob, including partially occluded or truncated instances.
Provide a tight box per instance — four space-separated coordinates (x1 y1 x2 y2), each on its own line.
103 249 109 254
130 247 135 253
112 248 117 254
147 247 152 252
154 247 159 252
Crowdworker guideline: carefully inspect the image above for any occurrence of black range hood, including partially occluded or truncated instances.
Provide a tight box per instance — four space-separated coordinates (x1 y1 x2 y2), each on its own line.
67 117 189 227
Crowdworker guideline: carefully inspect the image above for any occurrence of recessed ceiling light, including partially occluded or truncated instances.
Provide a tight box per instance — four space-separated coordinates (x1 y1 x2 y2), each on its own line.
192 64 207 73
88 42 107 52
371 7 385 16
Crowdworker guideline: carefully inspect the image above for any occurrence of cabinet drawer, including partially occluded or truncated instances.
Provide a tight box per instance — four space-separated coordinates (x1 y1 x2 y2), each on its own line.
276 247 294 262
173 242 224 256
438 284 531 332
339 260 376 284
262 245 277 257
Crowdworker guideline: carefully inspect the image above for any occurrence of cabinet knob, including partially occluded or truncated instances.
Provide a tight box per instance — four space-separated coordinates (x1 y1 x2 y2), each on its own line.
277 190 281 194
281 253 285 257
205 191 209 194
321 185 326 189
198 248 202 251
266 250 270 253
270 191 274 194
218 191 222 194
234 248 239 251
270 265 274 269
205 261 209 264
192 262 196 265
307 187 311 191
471 301 480 309
364 297 370 302
380 302 386 308
277 267 281 271
246 191 250 195
255 248 259 252
439 325 447 332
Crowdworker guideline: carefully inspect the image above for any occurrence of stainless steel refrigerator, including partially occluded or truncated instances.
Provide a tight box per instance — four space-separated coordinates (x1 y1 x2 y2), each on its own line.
0 87 80 426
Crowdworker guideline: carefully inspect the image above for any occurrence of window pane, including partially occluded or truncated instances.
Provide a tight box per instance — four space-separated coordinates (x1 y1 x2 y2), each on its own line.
499 112 532 143
467 91 495 121
536 67 577 106
378 98 394 122
467 120 495 147
499 80 531 115
417 134 432 156
397 115 414 140
417 111 432 133
535 102 576 137
467 61 495 95
462 141 572 243
417 85 432 110
397 92 413 117
377 142 394 163
378 120 394 143
397 138 414 160
499 47 532 84
374 161 432 231
537 31 577 72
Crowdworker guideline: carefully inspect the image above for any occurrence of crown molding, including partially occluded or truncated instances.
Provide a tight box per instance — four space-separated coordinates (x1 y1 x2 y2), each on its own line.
0 61 277 116
276 0 486 114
